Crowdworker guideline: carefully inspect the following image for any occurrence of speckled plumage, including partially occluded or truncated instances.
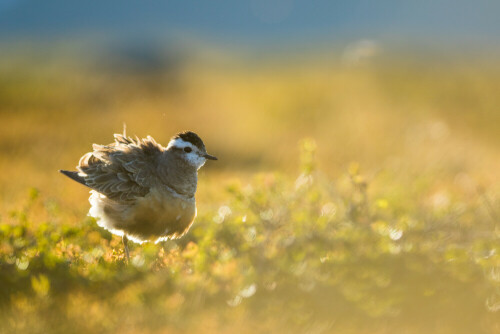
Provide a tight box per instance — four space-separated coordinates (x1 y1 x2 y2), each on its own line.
60 131 217 245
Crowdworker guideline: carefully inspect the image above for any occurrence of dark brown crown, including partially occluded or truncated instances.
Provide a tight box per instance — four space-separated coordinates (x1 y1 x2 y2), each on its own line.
173 131 206 151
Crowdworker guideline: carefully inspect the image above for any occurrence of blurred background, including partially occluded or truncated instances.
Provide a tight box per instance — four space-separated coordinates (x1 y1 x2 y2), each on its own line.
1 0 500 205
0 1 499 333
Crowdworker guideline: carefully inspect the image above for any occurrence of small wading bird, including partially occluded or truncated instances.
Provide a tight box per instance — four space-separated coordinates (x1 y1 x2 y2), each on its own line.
60 130 217 260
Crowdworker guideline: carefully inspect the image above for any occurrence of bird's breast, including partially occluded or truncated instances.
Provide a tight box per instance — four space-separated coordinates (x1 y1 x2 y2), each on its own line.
127 187 197 241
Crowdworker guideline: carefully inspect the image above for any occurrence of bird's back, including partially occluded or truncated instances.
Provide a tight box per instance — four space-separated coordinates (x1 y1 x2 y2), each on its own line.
62 134 164 203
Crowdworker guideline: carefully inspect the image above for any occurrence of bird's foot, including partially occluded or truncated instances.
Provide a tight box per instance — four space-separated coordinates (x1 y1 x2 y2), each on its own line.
122 235 130 262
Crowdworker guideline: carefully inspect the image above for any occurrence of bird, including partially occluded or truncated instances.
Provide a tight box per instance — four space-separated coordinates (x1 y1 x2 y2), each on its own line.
60 130 217 260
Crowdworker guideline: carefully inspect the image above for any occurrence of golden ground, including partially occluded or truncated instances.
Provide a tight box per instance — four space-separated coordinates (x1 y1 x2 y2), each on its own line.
0 48 499 333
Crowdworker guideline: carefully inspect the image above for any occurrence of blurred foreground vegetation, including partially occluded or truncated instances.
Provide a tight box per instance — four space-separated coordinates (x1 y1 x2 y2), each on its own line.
0 45 499 333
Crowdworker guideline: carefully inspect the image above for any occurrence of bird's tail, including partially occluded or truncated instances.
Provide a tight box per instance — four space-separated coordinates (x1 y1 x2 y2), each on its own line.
59 170 90 188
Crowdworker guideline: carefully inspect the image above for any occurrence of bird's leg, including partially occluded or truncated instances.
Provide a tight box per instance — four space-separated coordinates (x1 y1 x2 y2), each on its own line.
122 235 130 262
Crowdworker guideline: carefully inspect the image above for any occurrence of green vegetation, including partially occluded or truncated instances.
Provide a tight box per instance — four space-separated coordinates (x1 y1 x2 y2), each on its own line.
0 47 499 333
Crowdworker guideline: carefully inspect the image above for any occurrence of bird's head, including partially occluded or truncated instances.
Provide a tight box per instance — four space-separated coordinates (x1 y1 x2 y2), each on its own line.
166 131 217 169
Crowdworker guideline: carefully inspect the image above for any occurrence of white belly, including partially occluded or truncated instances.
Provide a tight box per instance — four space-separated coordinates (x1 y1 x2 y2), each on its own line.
88 188 197 244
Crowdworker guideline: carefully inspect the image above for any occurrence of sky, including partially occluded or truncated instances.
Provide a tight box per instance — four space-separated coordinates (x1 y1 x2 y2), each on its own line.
0 0 499 48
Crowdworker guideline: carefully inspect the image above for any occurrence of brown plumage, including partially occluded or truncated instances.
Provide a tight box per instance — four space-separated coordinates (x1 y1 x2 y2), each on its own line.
60 131 217 259
77 134 162 203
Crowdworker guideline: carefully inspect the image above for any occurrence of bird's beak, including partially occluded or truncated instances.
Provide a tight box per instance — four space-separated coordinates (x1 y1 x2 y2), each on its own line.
203 153 218 160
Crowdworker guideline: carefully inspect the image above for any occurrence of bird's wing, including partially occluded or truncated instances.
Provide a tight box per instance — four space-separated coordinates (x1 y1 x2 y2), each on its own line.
77 134 164 203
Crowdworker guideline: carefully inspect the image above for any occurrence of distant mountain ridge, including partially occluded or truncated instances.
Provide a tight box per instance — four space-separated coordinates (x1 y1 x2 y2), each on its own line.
0 0 499 46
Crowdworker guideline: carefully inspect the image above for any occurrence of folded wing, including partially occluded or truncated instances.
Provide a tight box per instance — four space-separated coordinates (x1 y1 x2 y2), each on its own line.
75 134 164 203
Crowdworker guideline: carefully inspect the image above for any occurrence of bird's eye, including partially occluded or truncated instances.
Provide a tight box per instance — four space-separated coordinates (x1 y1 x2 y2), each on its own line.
184 147 192 153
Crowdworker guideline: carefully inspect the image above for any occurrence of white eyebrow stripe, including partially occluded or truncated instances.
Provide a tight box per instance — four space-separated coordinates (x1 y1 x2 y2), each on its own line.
166 138 195 150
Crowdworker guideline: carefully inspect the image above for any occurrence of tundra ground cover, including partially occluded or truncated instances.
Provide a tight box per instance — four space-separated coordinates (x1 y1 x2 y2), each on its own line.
0 48 499 333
